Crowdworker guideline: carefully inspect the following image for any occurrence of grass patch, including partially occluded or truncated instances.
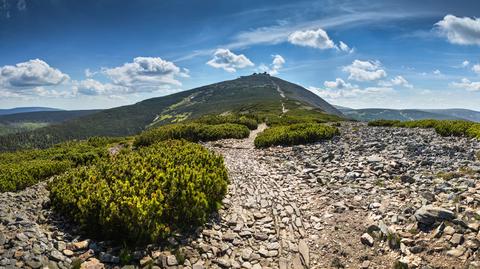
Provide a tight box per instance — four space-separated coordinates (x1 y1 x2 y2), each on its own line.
254 123 339 148
48 140 228 245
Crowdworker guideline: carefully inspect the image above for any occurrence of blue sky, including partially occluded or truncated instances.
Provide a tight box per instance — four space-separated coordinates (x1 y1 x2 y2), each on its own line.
1 0 480 110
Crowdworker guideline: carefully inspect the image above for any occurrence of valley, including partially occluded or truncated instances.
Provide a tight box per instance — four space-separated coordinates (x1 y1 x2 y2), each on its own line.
1 122 479 268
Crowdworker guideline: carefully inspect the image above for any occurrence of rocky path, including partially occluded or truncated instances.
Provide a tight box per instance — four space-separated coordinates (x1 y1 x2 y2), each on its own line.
1 123 480 269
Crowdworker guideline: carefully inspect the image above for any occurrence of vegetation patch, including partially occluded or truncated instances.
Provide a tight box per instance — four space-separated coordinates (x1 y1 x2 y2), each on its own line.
48 140 228 244
368 119 480 139
0 137 120 192
134 123 250 147
192 114 258 130
254 123 339 148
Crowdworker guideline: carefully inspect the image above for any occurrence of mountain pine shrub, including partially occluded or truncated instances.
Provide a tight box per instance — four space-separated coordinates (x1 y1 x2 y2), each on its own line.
134 123 250 147
254 123 339 148
0 137 117 192
466 124 480 139
49 140 228 244
193 114 258 130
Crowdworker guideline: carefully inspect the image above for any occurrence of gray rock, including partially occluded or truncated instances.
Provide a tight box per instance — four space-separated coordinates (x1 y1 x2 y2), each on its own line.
361 233 374 247
414 206 455 225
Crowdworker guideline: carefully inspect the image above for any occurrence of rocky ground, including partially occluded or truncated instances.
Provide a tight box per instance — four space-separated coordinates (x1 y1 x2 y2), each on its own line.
1 122 480 269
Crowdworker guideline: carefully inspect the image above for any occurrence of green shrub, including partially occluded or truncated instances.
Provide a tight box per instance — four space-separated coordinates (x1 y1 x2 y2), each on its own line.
466 124 480 139
134 123 250 147
193 114 258 130
0 160 71 192
49 140 228 244
433 120 475 137
254 123 339 148
0 137 119 192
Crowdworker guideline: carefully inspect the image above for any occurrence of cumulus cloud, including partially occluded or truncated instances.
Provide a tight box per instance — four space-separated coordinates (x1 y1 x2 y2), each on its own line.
472 64 480 74
206 49 254 72
378 75 413 88
342 60 387 81
309 78 393 99
451 78 480 91
0 59 71 98
72 79 126 96
462 60 470 67
103 57 188 91
0 59 69 88
435 15 480 46
259 54 285 75
288 28 336 50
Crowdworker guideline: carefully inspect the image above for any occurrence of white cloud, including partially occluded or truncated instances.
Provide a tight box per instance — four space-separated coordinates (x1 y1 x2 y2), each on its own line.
103 57 188 91
33 87 72 98
259 54 285 75
451 78 480 92
342 60 387 81
379 75 413 88
288 28 336 50
84 68 97 78
206 49 254 72
472 64 480 74
0 59 69 88
462 60 470 67
339 41 354 53
323 78 355 90
72 79 127 96
433 69 442 75
435 15 480 46
309 78 394 99
0 59 71 98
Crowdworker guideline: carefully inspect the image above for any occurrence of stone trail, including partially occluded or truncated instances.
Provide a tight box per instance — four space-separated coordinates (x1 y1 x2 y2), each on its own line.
1 122 480 269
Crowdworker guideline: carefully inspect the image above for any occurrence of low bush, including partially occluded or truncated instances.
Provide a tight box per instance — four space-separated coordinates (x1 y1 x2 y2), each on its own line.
193 114 258 130
254 123 339 148
433 120 475 137
0 160 71 192
0 137 118 192
49 140 228 244
134 123 250 147
466 124 480 139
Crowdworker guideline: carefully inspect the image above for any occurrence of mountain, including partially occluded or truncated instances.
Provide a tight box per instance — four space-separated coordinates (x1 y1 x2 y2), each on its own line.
0 74 343 151
0 110 102 136
337 107 480 122
0 110 102 124
0 107 63 116
422 109 480 122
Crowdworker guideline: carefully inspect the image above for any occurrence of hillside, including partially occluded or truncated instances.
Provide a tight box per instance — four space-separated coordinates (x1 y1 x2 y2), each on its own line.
422 108 480 122
0 110 102 135
0 107 63 116
0 74 343 151
339 108 466 121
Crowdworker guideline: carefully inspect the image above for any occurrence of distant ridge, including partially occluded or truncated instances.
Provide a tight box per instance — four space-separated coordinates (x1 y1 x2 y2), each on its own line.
337 107 480 122
0 107 63 116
